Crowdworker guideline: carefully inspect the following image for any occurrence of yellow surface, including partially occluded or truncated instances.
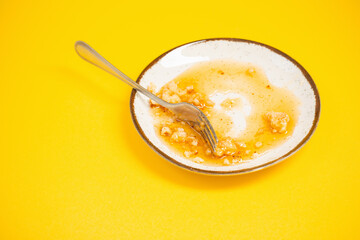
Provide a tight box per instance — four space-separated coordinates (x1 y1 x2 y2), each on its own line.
0 0 359 239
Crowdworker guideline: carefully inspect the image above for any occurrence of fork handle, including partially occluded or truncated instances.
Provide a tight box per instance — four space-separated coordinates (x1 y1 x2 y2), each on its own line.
75 41 169 107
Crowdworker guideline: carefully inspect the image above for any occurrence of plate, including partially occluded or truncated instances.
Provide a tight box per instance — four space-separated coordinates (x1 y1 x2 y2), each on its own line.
130 38 320 175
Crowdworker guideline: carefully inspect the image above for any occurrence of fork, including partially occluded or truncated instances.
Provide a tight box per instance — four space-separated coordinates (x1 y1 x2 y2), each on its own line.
74 41 218 152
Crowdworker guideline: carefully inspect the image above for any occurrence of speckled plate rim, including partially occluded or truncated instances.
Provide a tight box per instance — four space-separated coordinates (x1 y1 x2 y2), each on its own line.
130 38 321 175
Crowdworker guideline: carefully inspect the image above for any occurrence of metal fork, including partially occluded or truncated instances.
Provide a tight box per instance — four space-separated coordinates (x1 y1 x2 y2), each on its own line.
74 41 218 151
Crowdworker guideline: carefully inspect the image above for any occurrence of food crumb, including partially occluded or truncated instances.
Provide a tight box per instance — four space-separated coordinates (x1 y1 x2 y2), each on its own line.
184 150 197 158
149 99 159 107
184 151 192 158
147 82 157 93
232 158 242 164
220 98 241 109
193 157 204 163
160 126 172 136
186 136 198 146
255 142 263 148
205 148 212 155
186 85 194 93
170 129 187 142
264 111 290 133
223 159 230 165
162 91 181 103
235 141 246 148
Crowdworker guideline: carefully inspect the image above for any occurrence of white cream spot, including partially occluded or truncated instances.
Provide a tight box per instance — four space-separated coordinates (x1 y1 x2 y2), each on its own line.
209 92 252 138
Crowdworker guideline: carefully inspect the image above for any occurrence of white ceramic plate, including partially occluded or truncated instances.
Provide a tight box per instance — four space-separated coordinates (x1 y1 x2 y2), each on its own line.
130 38 320 175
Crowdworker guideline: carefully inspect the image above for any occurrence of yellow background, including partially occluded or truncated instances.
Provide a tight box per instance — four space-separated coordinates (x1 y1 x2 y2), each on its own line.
1 0 359 239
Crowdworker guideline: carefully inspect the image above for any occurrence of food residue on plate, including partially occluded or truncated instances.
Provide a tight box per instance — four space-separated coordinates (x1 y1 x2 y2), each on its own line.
148 60 299 166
